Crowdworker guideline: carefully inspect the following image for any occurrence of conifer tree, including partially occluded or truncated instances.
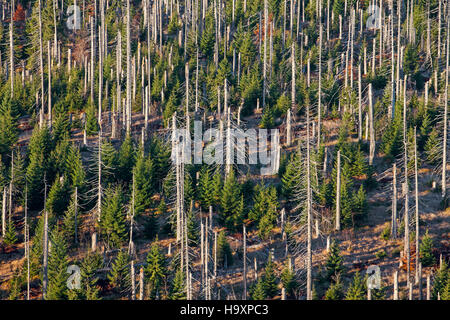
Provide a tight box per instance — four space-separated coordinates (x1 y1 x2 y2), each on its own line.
198 166 214 209
107 250 131 294
211 169 223 207
345 271 367 300
134 150 154 216
80 253 103 300
0 97 18 159
145 241 167 299
217 230 233 268
263 255 278 298
249 184 278 239
46 175 70 217
420 230 436 267
46 230 69 300
326 240 345 281
170 268 186 300
66 145 85 190
441 277 450 300
85 100 99 136
324 278 344 300
186 206 199 244
220 168 243 230
100 186 128 249
424 128 440 165
280 262 297 298
281 151 302 199
26 125 52 209
432 261 448 300
61 192 78 247
3 219 18 246
118 134 136 184
8 270 22 300
251 278 267 300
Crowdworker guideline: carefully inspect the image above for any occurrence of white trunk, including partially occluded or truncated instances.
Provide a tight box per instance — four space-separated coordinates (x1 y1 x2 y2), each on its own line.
126 0 132 134
317 24 322 148
139 267 144 300
404 75 410 286
369 84 375 165
442 17 450 199
306 82 312 300
414 127 420 284
9 0 14 97
392 163 397 238
336 150 341 231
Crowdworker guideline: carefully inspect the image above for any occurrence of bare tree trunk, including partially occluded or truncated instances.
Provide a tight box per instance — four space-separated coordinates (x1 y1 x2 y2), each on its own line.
369 83 375 165
48 41 52 128
442 17 450 199
42 195 49 299
25 186 30 300
74 187 78 245
1 187 5 237
403 76 410 287
126 0 132 135
306 83 312 300
90 16 95 104
358 63 362 140
393 270 399 300
392 163 397 238
131 260 135 300
418 262 422 300
262 0 268 107
38 0 45 123
214 230 217 278
243 224 247 299
9 0 14 98
139 267 144 300
414 127 420 284
317 24 322 148
336 150 341 231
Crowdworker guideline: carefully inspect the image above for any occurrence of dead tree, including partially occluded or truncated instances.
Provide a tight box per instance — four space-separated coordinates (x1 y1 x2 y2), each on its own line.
9 0 14 98
38 0 45 123
317 24 322 148
442 16 450 199
139 267 144 300
393 270 399 300
243 224 247 299
25 185 30 300
42 183 49 299
306 85 312 300
414 127 420 284
336 149 341 231
2 187 6 237
403 76 410 286
392 163 397 238
126 0 132 134
368 83 375 165
48 41 52 128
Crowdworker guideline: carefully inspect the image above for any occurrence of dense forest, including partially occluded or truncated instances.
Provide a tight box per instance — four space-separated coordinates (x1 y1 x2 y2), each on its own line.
0 0 449 301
